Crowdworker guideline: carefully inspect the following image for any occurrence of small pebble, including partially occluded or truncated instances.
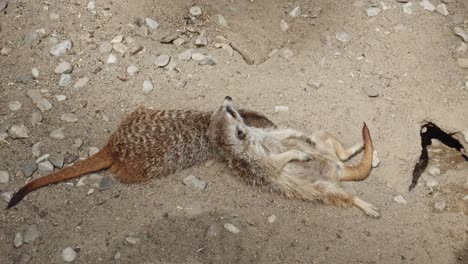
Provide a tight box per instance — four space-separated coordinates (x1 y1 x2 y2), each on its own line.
50 154 64 169
31 112 43 126
267 215 277 224
22 161 37 177
50 40 73 56
61 113 79 123
1 47 12 56
362 85 379 97
279 47 293 60
191 52 206 61
366 7 381 17
38 161 54 172
127 65 139 75
420 0 435 11
114 252 121 260
427 165 440 176
14 232 24 248
336 32 350 43
289 6 301 18
49 12 60 20
113 43 127 53
436 4 449 16
73 77 89 88
160 33 179 44
280 20 289 32
216 14 228 27
8 125 29 139
24 31 39 45
62 247 77 262
54 61 73 74
403 2 412 14
107 54 117 64
87 1 95 10
99 176 114 191
31 67 39 79
195 32 208 47
372 150 380 168
125 237 140 245
274 106 289 113
434 200 446 211
87 188 95 195
36 154 50 164
99 42 113 53
89 147 99 156
49 128 66 140
59 74 73 87
205 223 221 237
32 142 42 157
457 58 468 69
1 191 13 203
224 223 240 234
198 57 216 66
173 37 186 46
178 49 193 61
37 98 52 112
8 101 22 111
111 35 124 44
190 6 202 17
462 195 468 201
143 79 154 93
23 225 40 244
26 89 42 104
393 195 407 204
183 175 207 191
221 44 234 56
453 27 468 43
155 54 170 67
145 17 160 29
0 171 9 184
424 175 439 188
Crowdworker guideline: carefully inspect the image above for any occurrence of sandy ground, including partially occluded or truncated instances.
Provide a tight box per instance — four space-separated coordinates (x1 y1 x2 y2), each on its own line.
0 0 467 263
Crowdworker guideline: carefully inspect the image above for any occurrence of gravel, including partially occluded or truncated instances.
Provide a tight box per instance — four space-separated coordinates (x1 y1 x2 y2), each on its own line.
49 128 66 140
54 61 73 74
23 225 40 244
22 161 38 177
0 171 9 183
183 175 207 190
50 40 73 56
143 79 154 93
393 195 407 204
62 247 77 262
224 223 240 234
8 124 29 139
59 74 73 87
189 6 202 17
145 17 160 29
73 77 89 88
61 113 79 123
8 101 22 111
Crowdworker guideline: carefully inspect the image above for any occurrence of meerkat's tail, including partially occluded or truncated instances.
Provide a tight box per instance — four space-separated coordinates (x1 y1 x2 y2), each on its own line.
340 123 374 181
7 145 114 209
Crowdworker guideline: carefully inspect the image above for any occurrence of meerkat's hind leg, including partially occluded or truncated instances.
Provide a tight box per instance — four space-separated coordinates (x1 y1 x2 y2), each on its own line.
353 197 380 218
270 149 312 168
317 132 363 161
268 129 311 143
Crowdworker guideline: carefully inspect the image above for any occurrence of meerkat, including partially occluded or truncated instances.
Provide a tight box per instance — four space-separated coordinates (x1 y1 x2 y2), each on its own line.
207 97 380 217
7 106 276 208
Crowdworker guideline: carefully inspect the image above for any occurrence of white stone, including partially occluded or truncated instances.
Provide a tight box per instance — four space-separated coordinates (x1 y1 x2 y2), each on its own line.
366 7 381 17
280 20 289 32
420 0 435 11
49 12 60 20
54 61 73 74
289 6 301 18
189 6 202 17
87 1 95 10
224 223 240 234
279 47 293 60
14 232 23 248
457 58 468 69
0 171 9 184
49 128 66 140
23 225 40 244
127 65 139 75
403 2 412 14
335 32 350 43
107 54 117 64
143 79 154 93
183 175 207 190
56 95 67 101
393 195 407 204
8 101 22 111
217 14 228 27
178 49 193 61
73 77 89 89
112 43 127 53
37 98 52 112
8 125 29 138
111 35 124 44
145 17 160 29
434 200 446 211
38 161 54 172
372 150 380 168
59 74 73 87
89 147 99 156
274 106 289 113
154 54 170 67
31 67 39 79
1 191 13 203
50 40 73 56
125 237 140 245
99 42 112 53
32 142 42 157
61 113 78 123
35 154 50 163
453 27 468 43
62 247 77 262
267 215 277 224
436 4 449 16
191 52 206 61
1 47 12 56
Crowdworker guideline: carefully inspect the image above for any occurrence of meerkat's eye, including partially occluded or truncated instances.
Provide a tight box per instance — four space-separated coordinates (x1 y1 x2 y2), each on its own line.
236 128 246 140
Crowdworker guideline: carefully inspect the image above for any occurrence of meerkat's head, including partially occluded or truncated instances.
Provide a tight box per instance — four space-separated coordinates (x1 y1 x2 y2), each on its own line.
208 96 248 149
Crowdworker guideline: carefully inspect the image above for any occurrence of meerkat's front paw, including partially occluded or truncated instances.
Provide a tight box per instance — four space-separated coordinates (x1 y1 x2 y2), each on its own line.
298 152 313 162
